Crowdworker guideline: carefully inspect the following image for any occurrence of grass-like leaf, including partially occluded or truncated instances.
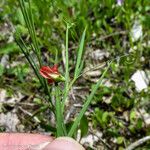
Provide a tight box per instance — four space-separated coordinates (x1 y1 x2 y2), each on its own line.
18 0 41 66
68 61 112 137
74 27 87 79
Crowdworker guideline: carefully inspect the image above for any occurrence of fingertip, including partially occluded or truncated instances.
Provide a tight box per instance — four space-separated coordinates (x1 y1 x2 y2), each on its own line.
46 137 85 150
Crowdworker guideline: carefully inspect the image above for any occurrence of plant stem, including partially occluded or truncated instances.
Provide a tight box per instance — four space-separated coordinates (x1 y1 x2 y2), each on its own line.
55 85 65 137
62 24 70 113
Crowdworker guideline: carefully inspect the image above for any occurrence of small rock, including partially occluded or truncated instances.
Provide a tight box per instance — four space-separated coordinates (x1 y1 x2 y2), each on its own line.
131 70 149 92
0 112 20 131
131 20 143 42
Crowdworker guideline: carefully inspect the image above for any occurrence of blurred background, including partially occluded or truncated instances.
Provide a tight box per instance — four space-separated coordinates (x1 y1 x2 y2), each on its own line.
0 0 150 149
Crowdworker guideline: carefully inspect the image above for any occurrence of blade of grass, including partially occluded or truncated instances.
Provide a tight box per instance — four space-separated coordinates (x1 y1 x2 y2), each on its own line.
28 0 42 66
74 27 86 79
15 36 42 83
19 0 41 66
68 61 112 137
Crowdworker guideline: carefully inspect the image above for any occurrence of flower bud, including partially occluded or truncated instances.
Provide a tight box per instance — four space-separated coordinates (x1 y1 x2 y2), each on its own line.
39 65 65 84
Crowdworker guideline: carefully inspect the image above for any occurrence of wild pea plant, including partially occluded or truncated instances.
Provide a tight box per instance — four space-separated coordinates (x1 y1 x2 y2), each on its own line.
14 0 111 137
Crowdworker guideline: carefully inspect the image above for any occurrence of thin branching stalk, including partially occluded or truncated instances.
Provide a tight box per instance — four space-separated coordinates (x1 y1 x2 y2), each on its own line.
62 26 86 112
62 24 70 112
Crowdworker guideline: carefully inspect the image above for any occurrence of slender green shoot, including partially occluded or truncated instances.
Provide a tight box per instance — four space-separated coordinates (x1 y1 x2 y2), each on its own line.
62 24 70 112
55 85 65 137
65 23 70 91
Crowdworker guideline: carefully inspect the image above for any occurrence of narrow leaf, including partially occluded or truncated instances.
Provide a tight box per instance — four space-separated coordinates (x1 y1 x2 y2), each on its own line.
68 61 112 137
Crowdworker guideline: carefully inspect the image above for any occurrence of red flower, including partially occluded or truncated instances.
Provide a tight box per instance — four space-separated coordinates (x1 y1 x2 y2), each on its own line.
39 65 65 84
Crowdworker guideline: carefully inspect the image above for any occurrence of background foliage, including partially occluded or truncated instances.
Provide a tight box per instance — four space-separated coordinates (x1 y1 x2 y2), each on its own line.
0 0 150 149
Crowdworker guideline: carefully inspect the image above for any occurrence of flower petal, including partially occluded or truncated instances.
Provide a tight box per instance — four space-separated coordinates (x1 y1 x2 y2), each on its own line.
51 64 58 73
39 65 64 84
40 66 54 73
39 69 50 79
48 78 54 84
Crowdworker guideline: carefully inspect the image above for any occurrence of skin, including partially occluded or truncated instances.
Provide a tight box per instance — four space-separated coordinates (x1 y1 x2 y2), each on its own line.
0 133 85 150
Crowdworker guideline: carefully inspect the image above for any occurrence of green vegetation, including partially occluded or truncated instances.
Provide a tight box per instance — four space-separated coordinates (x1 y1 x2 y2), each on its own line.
0 0 150 149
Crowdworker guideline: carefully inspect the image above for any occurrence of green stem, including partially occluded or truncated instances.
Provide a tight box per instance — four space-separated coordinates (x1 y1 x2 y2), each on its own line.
55 85 65 137
62 78 76 111
61 24 70 113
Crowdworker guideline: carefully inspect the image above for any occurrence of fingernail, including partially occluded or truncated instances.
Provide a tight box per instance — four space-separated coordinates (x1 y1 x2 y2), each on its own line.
29 141 51 150
49 137 85 150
